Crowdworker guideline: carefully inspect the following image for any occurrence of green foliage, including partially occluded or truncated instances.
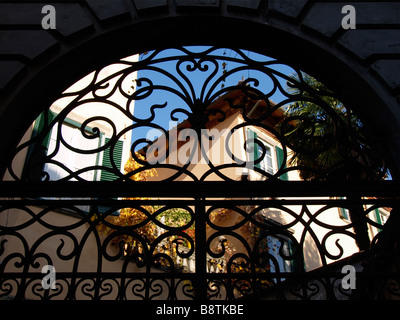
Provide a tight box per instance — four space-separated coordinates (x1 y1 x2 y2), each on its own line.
280 72 387 181
155 206 192 228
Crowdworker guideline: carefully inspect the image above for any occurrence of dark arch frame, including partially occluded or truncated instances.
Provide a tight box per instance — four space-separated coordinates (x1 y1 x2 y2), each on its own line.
0 5 400 300
0 14 399 179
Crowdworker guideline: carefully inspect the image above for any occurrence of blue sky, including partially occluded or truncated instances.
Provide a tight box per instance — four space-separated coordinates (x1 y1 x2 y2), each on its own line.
130 46 297 151
127 47 393 180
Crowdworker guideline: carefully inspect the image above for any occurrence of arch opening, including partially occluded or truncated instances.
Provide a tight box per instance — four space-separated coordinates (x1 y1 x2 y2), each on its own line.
0 16 399 179
1 44 398 300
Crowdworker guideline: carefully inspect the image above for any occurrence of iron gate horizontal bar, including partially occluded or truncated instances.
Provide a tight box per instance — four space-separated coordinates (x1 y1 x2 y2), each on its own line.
1 180 399 300
0 180 399 198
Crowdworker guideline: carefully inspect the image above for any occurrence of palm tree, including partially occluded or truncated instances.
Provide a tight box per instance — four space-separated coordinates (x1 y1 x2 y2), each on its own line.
279 72 387 250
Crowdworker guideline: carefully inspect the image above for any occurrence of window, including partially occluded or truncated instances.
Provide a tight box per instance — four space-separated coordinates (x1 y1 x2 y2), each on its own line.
257 140 274 174
266 235 295 274
338 197 350 221
45 122 100 181
246 128 288 180
25 111 124 182
257 211 301 279
257 233 300 283
373 208 388 232
23 111 125 213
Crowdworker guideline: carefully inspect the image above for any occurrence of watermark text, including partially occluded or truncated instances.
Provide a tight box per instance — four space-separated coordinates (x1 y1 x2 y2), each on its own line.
41 5 56 30
341 264 356 290
342 5 356 30
41 264 56 290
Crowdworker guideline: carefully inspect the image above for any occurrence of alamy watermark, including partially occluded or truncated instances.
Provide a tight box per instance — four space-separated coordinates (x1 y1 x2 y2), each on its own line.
341 5 356 30
41 265 56 290
39 4 355 31
341 264 356 290
41 5 56 30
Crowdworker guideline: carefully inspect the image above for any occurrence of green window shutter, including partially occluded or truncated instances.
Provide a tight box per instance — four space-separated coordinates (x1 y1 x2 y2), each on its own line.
374 208 383 232
339 207 349 220
275 146 288 181
35 111 54 150
100 138 124 181
287 239 303 273
23 110 55 181
97 138 124 216
247 128 260 169
338 197 350 220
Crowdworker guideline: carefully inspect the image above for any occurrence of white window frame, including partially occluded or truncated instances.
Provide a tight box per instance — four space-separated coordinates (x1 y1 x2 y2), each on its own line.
245 128 278 179
256 138 276 175
45 121 101 182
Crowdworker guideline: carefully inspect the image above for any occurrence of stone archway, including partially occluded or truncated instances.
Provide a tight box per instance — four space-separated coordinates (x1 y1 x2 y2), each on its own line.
0 1 400 301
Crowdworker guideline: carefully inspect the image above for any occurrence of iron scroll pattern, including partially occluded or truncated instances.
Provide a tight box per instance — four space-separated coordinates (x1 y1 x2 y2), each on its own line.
0 195 399 300
7 46 387 183
1 47 397 300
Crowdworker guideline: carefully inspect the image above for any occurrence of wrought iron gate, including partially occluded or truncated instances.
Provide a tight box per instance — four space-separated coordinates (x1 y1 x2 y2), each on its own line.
1 47 399 300
1 181 399 300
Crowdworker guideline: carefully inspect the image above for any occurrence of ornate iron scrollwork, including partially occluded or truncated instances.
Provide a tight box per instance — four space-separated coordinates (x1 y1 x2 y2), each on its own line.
8 46 387 183
1 47 397 300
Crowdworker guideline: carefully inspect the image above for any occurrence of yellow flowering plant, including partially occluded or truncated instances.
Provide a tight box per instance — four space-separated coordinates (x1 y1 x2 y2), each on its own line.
94 152 158 256
95 153 194 267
